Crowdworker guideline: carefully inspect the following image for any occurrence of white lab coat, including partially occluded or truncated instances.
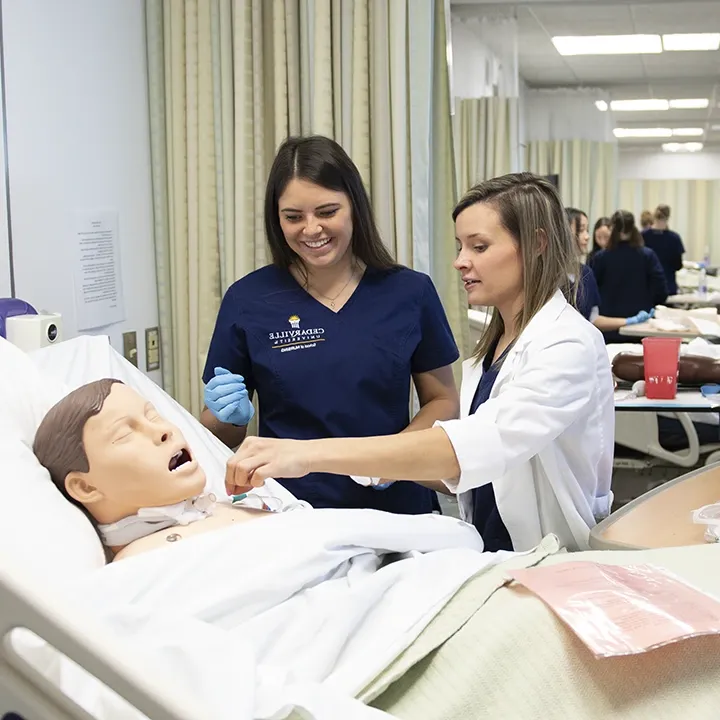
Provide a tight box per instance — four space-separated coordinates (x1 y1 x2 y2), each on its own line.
437 290 615 552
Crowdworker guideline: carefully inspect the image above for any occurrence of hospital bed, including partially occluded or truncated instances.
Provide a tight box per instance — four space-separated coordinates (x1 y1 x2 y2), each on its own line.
2 335 720 720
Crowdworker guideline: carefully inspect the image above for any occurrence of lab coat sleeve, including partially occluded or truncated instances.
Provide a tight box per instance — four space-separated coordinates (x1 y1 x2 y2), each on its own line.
438 329 596 495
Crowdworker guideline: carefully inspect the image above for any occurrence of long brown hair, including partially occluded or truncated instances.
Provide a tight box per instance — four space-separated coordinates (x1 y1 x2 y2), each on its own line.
453 173 578 362
608 210 644 250
264 135 397 278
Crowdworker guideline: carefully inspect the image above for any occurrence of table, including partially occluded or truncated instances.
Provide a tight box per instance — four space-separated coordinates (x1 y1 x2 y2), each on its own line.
614 389 720 413
667 293 720 308
619 323 706 340
589 463 720 550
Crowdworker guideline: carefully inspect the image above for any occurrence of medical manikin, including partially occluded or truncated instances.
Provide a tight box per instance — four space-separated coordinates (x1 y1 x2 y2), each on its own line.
33 379 299 561
613 352 720 385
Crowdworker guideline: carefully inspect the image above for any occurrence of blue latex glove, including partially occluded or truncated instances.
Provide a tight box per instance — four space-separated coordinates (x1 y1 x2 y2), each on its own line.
625 309 654 326
204 367 255 426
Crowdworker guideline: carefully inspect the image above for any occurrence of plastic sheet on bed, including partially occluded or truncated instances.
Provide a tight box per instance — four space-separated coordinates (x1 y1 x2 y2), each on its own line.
508 561 720 657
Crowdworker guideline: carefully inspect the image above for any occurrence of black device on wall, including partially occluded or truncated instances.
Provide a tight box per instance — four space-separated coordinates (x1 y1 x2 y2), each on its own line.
544 174 560 190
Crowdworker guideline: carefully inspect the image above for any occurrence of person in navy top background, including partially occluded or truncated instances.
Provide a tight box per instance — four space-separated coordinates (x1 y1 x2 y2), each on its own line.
200 135 460 513
592 210 668 343
566 207 657 336
641 204 685 296
586 216 611 266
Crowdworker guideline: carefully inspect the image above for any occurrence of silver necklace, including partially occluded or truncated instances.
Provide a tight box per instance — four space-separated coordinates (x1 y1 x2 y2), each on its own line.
307 261 357 309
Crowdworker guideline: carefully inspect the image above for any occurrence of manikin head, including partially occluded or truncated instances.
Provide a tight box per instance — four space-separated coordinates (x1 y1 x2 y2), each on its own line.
33 380 206 528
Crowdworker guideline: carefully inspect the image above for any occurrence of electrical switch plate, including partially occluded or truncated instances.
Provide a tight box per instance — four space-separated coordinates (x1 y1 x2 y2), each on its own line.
122 331 138 367
145 326 160 371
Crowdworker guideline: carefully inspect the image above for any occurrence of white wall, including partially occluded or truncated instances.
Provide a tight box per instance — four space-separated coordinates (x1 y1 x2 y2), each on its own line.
619 150 720 180
1 0 159 382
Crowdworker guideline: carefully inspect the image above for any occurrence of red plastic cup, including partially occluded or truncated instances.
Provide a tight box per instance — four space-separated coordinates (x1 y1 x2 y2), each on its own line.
642 337 682 399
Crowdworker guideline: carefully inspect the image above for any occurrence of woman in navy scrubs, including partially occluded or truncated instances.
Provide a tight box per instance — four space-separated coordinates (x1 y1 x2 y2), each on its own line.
567 207 656 335
200 135 460 513
641 204 685 296
592 210 668 343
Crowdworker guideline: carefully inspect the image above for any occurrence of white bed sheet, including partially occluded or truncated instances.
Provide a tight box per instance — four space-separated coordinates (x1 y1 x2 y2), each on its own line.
0 334 506 720
18 507 504 720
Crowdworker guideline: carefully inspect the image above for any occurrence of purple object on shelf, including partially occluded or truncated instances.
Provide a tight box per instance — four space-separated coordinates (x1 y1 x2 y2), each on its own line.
0 298 37 339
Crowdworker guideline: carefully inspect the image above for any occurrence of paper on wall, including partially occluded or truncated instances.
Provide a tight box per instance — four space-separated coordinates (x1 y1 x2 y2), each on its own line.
73 210 126 331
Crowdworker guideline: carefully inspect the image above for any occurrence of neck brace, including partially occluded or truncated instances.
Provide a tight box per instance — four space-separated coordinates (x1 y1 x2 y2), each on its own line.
98 493 217 547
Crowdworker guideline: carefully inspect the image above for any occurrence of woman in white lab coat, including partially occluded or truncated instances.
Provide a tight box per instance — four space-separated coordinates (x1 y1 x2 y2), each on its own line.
226 173 616 552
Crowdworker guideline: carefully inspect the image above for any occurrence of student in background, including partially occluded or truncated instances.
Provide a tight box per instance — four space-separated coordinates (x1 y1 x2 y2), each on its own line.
566 207 600 320
640 210 654 231
567 208 653 334
587 217 611 265
642 204 685 296
592 210 668 343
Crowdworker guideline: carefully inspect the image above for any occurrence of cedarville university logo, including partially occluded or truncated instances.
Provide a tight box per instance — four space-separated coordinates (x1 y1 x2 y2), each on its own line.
268 315 325 352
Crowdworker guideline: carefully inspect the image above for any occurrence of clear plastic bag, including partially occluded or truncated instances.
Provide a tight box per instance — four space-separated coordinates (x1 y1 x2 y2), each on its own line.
691 502 720 543
508 561 720 658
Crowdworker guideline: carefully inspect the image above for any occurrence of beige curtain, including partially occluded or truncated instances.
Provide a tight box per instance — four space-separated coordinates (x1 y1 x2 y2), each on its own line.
619 179 720 262
453 97 518 195
526 140 617 223
146 0 468 412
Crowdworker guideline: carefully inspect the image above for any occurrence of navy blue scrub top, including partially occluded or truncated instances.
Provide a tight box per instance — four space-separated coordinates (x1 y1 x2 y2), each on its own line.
641 228 685 296
592 245 668 343
203 264 460 513
575 264 601 321
469 341 513 552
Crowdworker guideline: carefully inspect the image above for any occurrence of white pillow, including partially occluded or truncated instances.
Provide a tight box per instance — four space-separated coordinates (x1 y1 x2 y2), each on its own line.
0 338 105 582
0 337 69 446
0 434 106 584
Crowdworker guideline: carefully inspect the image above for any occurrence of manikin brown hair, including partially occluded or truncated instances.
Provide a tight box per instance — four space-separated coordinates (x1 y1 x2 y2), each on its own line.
33 379 123 535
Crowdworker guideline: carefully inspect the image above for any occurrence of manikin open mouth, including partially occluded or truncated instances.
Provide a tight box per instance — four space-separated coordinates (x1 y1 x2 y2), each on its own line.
168 448 192 472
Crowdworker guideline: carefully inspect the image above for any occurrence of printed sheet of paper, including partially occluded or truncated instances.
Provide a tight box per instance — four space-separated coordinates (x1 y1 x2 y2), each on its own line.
73 210 126 331
508 561 720 657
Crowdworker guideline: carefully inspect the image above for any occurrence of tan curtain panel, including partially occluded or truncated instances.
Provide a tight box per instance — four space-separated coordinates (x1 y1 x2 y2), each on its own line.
619 179 720 262
454 97 518 195
146 0 467 412
526 140 618 223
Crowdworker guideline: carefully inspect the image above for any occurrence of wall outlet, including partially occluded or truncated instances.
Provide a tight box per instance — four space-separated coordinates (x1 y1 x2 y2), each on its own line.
122 331 138 367
145 326 160 371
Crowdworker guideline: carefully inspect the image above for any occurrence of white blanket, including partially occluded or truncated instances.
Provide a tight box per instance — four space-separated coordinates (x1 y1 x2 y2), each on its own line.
42 508 507 720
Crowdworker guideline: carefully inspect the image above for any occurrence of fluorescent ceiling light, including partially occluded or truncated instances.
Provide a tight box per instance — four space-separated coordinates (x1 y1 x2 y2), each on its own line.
672 128 704 137
610 99 669 112
614 128 672 138
553 34 662 56
662 142 703 153
669 98 710 109
662 33 720 51
712 125 720 131
595 100 608 112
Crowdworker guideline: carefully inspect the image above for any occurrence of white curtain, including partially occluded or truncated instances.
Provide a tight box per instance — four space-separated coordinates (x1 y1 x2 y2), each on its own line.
526 140 618 222
619 179 720 262
453 97 518 194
